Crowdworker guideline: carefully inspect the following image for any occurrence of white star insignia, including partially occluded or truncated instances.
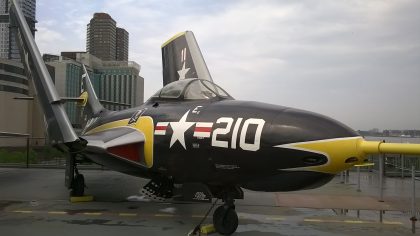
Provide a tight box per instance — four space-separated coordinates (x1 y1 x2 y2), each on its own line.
169 110 195 149
177 62 190 80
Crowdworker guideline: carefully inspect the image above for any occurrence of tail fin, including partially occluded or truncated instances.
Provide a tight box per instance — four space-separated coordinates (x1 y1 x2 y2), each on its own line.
77 65 107 131
80 64 105 117
161 31 212 86
9 0 78 145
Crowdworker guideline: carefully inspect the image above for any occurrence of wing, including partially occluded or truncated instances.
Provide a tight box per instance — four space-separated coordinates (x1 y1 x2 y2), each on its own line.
161 31 212 86
9 0 78 146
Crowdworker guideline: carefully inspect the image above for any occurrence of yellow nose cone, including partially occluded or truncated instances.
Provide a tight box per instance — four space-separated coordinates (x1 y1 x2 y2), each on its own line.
288 137 366 174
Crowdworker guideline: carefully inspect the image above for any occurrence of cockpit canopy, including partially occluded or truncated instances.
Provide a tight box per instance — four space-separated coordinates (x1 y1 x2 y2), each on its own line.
150 79 232 101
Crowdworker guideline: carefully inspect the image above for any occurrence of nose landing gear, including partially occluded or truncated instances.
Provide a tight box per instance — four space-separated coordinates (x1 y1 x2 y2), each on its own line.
212 186 243 235
65 154 86 197
190 186 243 236
213 201 238 235
71 167 85 197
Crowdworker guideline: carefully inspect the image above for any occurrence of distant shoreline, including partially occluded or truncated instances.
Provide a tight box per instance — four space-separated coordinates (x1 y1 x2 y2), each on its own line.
364 136 420 143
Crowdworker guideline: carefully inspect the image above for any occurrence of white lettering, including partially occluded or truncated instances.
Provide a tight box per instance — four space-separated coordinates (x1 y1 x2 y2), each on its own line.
239 118 265 151
211 117 233 148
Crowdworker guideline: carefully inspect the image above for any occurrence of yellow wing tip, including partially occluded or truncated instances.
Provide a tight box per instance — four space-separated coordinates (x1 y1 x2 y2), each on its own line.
161 31 187 48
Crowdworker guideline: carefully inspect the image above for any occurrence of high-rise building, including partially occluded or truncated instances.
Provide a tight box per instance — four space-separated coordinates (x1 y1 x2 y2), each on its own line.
86 13 129 61
116 27 128 61
0 0 36 60
86 13 116 61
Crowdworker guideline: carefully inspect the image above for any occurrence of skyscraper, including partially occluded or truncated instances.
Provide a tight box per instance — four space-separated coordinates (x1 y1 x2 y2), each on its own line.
0 0 36 60
86 13 116 61
116 27 128 61
86 13 129 61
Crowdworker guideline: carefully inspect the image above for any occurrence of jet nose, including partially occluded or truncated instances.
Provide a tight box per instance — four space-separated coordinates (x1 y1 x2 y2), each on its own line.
270 108 359 144
270 108 365 174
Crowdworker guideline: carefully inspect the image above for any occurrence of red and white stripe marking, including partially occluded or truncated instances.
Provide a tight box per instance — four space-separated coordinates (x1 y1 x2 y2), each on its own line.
155 122 169 135
193 122 213 138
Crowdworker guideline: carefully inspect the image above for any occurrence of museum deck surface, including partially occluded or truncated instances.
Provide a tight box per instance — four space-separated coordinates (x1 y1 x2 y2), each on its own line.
0 168 418 235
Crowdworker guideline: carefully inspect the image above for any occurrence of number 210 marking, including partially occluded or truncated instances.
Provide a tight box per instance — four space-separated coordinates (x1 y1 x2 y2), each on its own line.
211 117 265 151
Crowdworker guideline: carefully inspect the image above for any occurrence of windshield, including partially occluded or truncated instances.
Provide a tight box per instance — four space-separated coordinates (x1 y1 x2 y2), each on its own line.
184 80 217 99
159 79 192 98
151 79 232 101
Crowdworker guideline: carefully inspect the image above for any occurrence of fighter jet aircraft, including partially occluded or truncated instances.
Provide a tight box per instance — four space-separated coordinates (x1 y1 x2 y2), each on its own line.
9 1 420 235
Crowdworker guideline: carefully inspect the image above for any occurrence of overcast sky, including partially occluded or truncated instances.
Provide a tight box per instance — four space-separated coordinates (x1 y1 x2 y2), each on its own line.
35 0 420 131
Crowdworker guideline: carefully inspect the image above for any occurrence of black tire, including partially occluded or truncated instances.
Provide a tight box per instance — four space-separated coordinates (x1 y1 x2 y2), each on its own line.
71 174 85 197
213 206 238 235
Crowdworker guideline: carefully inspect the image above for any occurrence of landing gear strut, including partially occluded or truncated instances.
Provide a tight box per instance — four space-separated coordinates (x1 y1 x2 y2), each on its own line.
66 154 85 197
212 186 243 235
71 166 85 196
190 186 242 235
213 199 238 235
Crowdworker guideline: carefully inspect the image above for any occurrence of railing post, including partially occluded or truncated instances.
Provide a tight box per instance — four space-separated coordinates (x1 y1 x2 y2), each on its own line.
379 210 383 223
411 163 417 234
379 153 384 202
26 137 30 168
357 166 361 192
401 154 405 178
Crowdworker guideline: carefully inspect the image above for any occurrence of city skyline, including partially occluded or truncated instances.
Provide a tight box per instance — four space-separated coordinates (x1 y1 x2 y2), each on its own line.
34 1 420 130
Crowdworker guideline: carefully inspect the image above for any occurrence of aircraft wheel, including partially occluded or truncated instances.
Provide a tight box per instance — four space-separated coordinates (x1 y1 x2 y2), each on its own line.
71 174 85 196
213 205 238 235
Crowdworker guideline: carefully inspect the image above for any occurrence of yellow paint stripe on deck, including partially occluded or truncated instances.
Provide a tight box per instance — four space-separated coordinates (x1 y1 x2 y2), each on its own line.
13 210 32 213
343 220 364 224
266 217 285 221
83 212 103 216
48 211 67 215
304 218 403 225
304 219 324 222
154 214 174 217
383 221 403 225
119 213 137 217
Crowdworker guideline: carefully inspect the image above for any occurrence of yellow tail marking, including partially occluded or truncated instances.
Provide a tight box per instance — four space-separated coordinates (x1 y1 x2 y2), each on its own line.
161 31 186 48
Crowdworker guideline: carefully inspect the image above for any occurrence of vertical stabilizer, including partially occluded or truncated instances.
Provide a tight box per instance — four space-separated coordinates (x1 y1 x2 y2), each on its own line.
81 64 105 116
9 0 78 145
78 65 107 132
161 31 212 86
